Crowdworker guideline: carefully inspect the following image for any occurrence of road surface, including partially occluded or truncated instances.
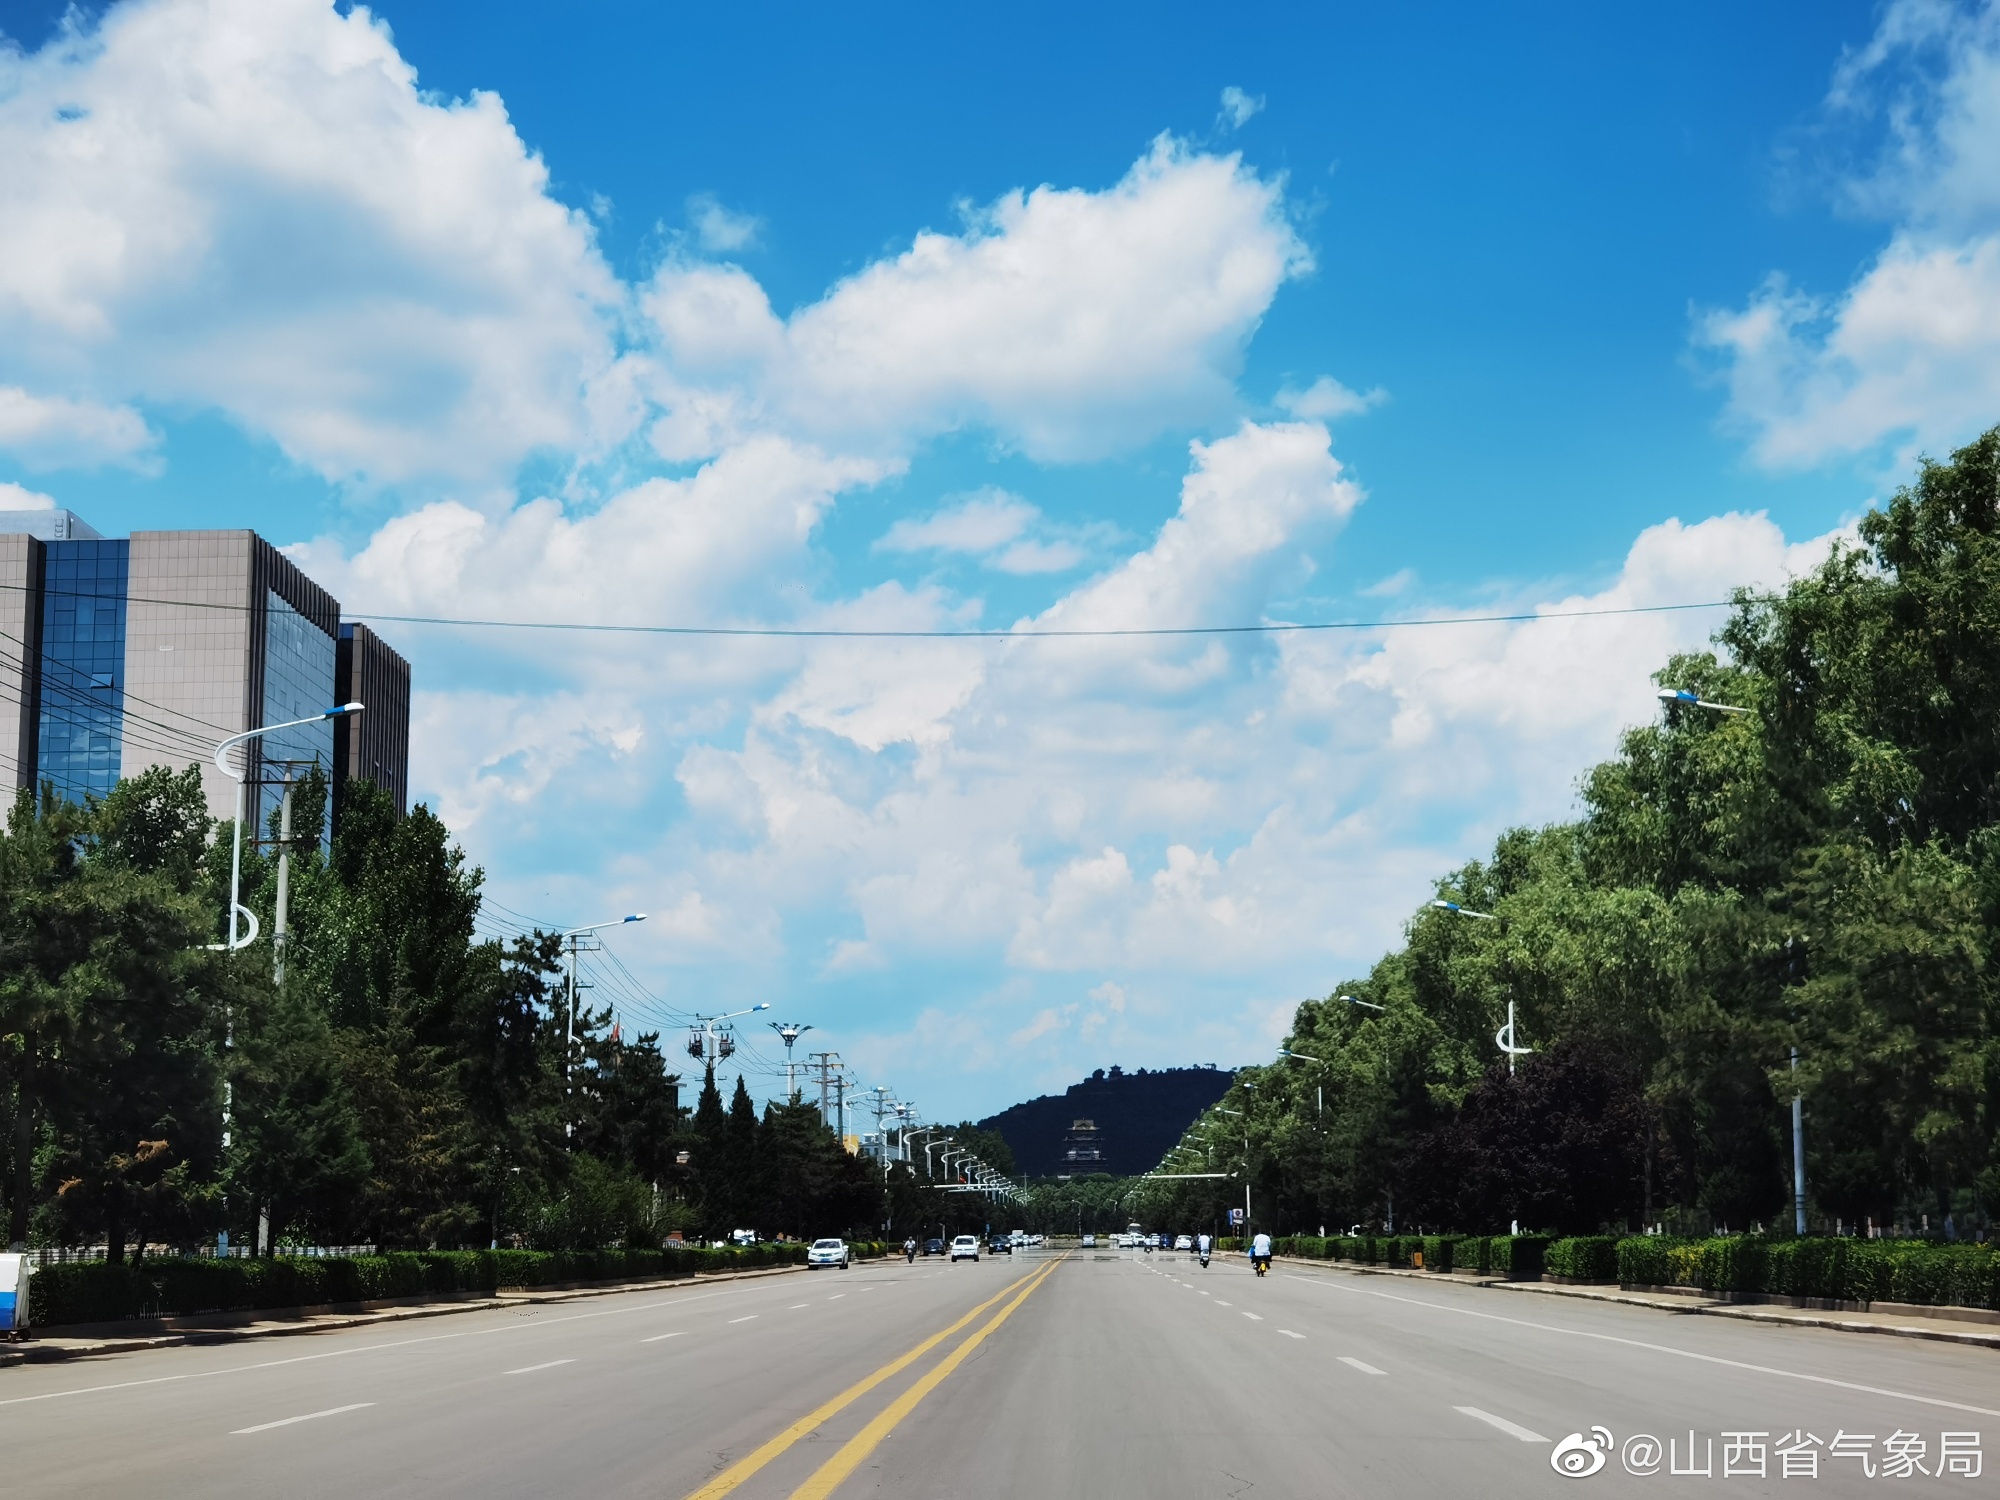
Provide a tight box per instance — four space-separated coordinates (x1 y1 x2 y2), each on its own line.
1 1246 1994 1497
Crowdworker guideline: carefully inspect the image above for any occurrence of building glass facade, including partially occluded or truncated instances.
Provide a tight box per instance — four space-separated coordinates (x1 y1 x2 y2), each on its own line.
36 540 128 802
257 589 337 843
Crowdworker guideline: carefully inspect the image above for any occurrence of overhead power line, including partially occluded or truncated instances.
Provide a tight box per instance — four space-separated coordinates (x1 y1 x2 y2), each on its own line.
347 600 1734 640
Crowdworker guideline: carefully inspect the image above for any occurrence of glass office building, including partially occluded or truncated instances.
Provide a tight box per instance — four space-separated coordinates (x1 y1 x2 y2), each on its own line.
0 520 411 831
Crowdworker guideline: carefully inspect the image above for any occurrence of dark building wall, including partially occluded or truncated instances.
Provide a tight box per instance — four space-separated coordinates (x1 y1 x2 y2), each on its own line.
980 1065 1236 1178
336 621 411 815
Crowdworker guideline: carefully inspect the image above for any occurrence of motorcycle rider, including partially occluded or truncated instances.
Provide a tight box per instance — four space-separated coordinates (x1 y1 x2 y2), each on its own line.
1196 1231 1212 1268
1250 1230 1273 1276
903 1236 917 1264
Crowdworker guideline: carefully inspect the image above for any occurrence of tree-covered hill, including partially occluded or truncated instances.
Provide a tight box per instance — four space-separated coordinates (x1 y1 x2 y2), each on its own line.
981 1065 1235 1177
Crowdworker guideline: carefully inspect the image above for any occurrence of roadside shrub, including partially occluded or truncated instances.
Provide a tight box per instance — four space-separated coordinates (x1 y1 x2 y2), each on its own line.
1419 1235 1457 1272
1490 1235 1549 1279
27 1240 811 1328
1545 1236 1618 1281
1456 1237 1491 1274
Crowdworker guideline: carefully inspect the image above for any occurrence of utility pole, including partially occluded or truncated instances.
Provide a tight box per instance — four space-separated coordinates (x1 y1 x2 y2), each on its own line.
272 772 293 988
807 1051 841 1130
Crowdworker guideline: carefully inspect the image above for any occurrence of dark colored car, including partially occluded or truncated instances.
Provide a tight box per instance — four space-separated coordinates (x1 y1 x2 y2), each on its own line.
923 1238 945 1257
988 1236 1012 1254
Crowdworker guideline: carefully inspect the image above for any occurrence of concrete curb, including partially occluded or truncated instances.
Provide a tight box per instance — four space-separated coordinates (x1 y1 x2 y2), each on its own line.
0 1258 832 1368
1274 1257 2000 1351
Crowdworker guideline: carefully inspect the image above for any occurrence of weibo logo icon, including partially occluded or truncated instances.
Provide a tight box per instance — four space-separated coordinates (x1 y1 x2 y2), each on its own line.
1551 1427 1613 1478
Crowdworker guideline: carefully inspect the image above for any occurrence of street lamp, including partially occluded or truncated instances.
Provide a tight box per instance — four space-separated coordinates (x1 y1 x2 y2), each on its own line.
560 914 647 1139
1339 994 1385 1012
1282 1048 1325 1116
1657 687 1750 715
1433 900 1531 1074
1667 689 1800 1227
769 1021 813 1099
209 703 363 952
925 1136 955 1179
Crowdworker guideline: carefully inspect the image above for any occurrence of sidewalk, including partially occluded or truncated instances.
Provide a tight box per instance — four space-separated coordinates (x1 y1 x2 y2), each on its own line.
1274 1257 2000 1351
0 1259 818 1368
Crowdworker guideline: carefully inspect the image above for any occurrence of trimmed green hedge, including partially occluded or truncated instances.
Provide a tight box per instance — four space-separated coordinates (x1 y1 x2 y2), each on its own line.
1490 1235 1549 1280
1614 1235 2000 1308
1545 1236 1619 1281
30 1242 810 1328
1418 1235 1458 1272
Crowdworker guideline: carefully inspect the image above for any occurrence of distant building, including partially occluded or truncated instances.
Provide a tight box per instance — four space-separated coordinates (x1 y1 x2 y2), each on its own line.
0 514 411 833
1062 1118 1103 1165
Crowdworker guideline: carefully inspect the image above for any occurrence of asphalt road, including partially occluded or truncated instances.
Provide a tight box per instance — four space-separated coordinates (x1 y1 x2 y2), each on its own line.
2 1246 1996 1498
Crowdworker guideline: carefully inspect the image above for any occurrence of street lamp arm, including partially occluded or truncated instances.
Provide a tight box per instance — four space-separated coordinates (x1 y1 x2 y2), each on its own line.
1339 994 1385 1012
213 703 364 779
1658 687 1751 715
1430 899 1499 921
563 913 647 937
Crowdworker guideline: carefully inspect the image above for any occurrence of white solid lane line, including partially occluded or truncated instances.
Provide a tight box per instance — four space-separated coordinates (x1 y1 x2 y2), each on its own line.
1455 1406 1549 1443
0 1284 771 1412
1285 1274 2000 1418
641 1333 686 1344
1338 1356 1385 1375
504 1360 575 1376
1278 1330 1305 1339
232 1403 375 1436
728 1316 758 1324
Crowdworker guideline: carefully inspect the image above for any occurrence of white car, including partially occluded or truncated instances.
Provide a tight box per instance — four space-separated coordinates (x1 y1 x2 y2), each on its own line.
950 1235 980 1262
1175 1235 1193 1251
807 1237 849 1268
1081 1233 1097 1248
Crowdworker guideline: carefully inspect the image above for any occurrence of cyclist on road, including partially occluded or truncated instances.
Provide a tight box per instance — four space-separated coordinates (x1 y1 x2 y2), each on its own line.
1250 1231 1273 1276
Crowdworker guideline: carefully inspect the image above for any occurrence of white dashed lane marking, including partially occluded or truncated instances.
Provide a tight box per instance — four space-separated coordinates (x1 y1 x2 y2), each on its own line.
1242 1312 1264 1322
1278 1330 1305 1339
1339 1357 1385 1375
727 1316 757 1325
641 1332 685 1344
1455 1406 1549 1443
232 1403 374 1436
503 1360 574 1377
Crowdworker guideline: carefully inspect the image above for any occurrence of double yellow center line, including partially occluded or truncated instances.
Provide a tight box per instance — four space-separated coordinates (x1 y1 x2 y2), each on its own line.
683 1256 1064 1500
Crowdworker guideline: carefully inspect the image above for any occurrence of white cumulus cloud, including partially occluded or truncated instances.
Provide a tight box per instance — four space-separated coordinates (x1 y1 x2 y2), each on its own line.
0 0 621 486
1705 0 2000 469
642 136 1311 462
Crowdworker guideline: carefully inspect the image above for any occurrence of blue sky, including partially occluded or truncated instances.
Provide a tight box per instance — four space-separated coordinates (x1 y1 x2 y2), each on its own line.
1 0 1995 1120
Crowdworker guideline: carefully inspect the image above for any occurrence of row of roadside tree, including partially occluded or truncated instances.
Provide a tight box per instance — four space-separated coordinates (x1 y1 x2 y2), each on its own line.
0 766 894 1258
1138 428 2000 1250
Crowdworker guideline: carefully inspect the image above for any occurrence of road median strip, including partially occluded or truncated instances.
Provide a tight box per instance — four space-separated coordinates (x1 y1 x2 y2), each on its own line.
680 1262 1049 1500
